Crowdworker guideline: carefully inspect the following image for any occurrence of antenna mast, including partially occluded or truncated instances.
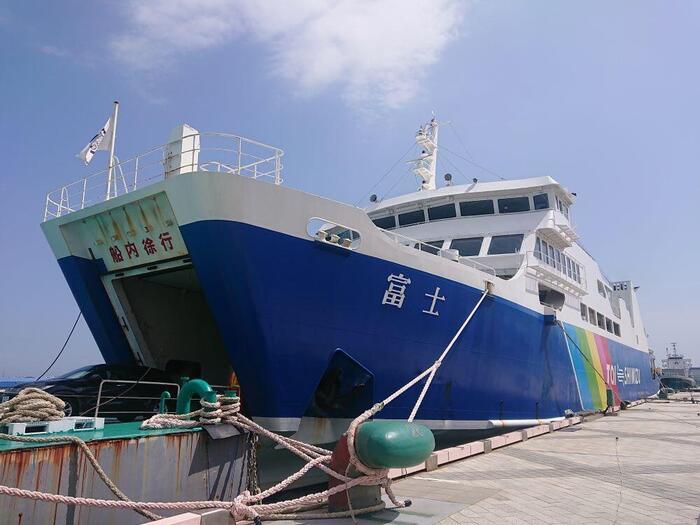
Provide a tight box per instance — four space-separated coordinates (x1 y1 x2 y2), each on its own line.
412 117 439 191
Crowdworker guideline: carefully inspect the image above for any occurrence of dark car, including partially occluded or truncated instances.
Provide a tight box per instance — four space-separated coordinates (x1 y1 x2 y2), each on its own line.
2 364 180 421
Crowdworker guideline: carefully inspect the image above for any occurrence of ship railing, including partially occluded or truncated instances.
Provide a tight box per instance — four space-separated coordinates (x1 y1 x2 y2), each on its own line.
458 256 498 276
44 132 284 221
91 380 240 419
379 229 496 276
93 379 181 418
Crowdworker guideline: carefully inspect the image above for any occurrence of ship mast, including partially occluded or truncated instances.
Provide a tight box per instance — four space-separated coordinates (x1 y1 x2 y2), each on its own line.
412 117 439 191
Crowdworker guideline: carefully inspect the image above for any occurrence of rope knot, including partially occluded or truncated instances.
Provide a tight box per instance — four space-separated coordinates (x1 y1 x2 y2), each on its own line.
229 491 256 521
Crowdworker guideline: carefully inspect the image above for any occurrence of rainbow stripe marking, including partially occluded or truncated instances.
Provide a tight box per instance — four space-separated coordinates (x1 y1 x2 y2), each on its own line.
564 324 619 411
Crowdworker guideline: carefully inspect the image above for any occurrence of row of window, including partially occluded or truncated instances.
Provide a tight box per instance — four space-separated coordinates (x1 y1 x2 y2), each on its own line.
555 195 570 219
580 302 621 337
419 234 525 257
371 193 552 230
534 237 583 285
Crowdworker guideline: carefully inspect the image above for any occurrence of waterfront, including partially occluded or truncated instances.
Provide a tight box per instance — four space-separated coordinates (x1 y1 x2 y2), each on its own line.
276 396 700 525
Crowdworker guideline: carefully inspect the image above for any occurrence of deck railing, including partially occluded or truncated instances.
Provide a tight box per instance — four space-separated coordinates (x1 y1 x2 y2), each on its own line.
379 229 496 276
92 379 181 418
44 132 284 221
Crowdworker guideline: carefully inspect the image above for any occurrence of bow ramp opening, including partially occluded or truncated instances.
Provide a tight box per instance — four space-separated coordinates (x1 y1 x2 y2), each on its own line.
54 190 235 386
105 260 234 385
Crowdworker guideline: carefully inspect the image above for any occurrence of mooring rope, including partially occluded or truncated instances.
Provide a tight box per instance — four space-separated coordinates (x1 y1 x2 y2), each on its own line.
139 394 396 521
0 388 65 423
0 433 161 521
0 287 494 522
408 288 489 421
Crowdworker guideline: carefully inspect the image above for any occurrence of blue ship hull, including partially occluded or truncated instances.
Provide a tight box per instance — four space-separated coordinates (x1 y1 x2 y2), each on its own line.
57 219 659 428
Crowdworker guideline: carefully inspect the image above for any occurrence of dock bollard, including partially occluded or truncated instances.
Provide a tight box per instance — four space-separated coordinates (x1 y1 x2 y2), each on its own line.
159 391 171 414
176 378 217 415
328 434 383 513
328 421 433 513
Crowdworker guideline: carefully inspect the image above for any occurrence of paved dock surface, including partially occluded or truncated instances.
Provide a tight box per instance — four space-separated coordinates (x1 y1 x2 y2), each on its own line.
395 398 700 525
283 397 700 525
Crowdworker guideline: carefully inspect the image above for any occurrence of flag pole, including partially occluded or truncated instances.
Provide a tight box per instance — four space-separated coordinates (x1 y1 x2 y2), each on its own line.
106 101 119 200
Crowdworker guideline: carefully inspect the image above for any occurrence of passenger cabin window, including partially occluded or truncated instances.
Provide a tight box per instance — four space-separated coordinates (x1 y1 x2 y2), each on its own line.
613 322 621 336
498 197 530 213
427 203 456 221
487 234 524 255
450 237 483 257
597 280 606 298
555 195 570 219
580 303 588 321
459 199 494 216
533 193 550 210
398 209 425 227
596 313 605 329
605 318 614 333
372 215 396 230
535 235 583 284
588 307 596 324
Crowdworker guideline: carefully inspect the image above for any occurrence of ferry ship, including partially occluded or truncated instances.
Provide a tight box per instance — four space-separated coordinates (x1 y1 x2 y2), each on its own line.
41 119 658 443
660 343 696 391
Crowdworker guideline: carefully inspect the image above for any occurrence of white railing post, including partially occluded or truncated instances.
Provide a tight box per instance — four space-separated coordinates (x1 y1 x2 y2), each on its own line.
275 152 282 184
95 380 105 417
133 156 139 191
237 136 242 173
60 187 68 217
43 131 285 222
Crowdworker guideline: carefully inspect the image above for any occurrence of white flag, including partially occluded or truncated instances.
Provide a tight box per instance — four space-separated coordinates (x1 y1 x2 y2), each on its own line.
77 117 113 165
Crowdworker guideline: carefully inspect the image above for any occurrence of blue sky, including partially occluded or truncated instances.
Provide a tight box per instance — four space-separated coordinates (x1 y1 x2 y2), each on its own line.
1 1 698 376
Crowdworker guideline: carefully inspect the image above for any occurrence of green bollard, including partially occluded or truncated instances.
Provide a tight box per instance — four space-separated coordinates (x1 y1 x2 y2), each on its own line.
176 378 217 415
159 391 171 414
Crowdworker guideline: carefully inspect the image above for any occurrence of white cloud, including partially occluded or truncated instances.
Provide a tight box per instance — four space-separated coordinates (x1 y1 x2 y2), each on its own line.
39 45 70 58
111 0 467 109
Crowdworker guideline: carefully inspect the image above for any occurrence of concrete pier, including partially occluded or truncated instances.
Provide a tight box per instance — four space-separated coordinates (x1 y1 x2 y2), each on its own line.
393 398 700 524
280 396 700 525
162 397 700 525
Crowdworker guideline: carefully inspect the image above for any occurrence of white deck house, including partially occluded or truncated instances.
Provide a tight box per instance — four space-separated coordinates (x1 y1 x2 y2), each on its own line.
366 175 648 351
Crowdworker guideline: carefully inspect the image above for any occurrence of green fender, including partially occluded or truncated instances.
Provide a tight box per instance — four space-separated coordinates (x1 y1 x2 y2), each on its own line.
354 421 435 468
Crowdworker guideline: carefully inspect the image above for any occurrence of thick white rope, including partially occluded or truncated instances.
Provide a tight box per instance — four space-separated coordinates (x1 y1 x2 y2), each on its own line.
347 287 491 480
0 289 492 521
408 288 490 421
139 394 391 520
0 388 65 423
0 387 161 522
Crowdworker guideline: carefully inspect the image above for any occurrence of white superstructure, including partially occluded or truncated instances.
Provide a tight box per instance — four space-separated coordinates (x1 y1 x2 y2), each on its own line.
365 120 649 352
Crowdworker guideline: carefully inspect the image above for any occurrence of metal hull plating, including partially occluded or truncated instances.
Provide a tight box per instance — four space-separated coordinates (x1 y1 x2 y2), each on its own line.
55 218 658 431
